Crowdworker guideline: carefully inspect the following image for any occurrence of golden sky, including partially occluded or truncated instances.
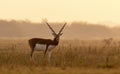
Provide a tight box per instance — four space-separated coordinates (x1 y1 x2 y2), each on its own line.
0 0 120 26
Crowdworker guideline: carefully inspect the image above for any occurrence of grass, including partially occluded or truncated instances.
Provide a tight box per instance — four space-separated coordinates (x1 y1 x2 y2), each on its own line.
0 38 120 73
1 67 120 74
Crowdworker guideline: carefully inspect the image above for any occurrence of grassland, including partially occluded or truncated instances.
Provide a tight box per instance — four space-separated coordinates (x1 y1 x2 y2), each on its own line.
0 38 120 74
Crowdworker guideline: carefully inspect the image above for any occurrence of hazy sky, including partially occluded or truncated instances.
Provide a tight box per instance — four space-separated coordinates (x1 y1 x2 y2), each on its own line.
0 0 120 27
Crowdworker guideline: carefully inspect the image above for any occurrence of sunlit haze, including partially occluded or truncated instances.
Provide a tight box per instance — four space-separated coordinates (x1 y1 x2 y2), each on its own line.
0 0 120 27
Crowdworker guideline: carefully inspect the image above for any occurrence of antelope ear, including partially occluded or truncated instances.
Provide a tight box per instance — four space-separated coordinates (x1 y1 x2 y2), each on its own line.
52 33 56 37
60 33 63 36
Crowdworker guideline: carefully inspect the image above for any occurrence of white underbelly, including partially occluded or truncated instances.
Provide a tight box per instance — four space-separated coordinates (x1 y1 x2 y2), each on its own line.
48 45 56 50
34 44 56 51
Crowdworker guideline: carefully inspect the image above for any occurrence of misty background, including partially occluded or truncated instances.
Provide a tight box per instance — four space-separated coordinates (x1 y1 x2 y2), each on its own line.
0 19 120 40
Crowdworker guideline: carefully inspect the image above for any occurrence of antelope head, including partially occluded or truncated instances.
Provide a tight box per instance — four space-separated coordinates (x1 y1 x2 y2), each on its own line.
46 22 67 41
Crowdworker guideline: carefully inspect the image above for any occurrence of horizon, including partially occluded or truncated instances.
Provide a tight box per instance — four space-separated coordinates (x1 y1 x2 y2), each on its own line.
0 18 119 27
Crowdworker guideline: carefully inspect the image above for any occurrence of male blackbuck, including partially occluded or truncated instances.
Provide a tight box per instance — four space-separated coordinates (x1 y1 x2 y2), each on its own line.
28 22 66 61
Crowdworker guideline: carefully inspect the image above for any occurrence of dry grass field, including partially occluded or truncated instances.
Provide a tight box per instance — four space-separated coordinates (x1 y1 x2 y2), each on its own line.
0 38 120 74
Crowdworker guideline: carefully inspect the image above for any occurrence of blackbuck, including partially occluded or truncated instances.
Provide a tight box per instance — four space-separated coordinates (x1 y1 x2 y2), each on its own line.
28 22 66 61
